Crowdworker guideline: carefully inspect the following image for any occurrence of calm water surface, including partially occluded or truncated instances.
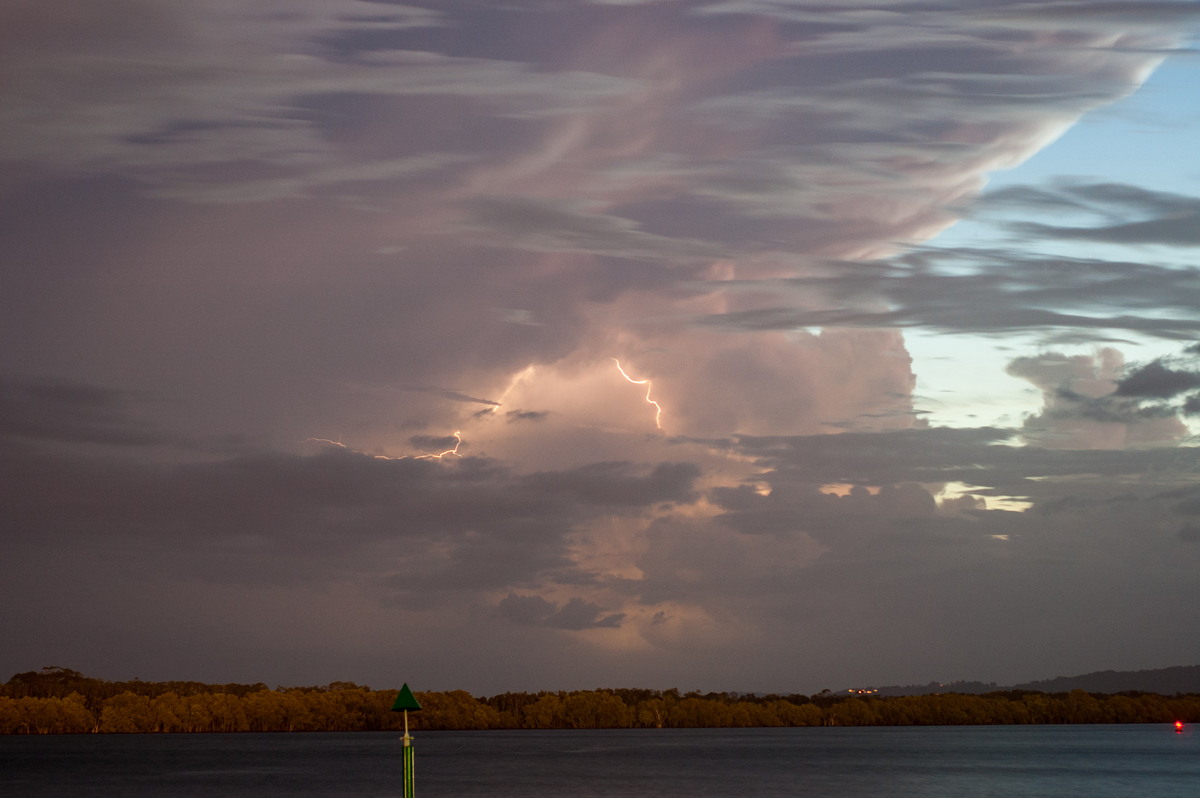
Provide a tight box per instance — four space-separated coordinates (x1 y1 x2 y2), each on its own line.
3 725 1198 797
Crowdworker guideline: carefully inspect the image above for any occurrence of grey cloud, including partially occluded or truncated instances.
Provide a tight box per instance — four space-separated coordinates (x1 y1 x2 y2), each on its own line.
700 0 1200 29
458 196 725 262
701 302 1200 340
547 598 626 630
1017 389 1185 449
352 49 640 105
981 182 1199 218
698 250 1200 340
148 154 471 204
506 410 550 423
682 42 1156 228
1055 389 1177 424
3 443 701 598
1015 213 1200 247
519 461 700 508
621 435 1200 691
699 71 1118 129
1 4 635 190
1173 496 1200 516
408 432 463 453
732 426 1014 486
0 376 161 448
406 386 501 407
979 1 1200 30
497 592 556 625
497 593 625 630
730 426 1200 499
979 182 1200 248
702 430 1200 626
1008 350 1190 448
1115 360 1200 398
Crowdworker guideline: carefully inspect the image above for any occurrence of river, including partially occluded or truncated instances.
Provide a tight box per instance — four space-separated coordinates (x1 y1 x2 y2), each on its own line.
3 724 1198 796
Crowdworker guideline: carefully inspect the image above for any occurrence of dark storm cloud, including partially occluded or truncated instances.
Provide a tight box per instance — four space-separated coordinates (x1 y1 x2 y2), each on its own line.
620 423 1200 690
546 598 626 631
690 429 1200 622
1115 360 1200 398
497 593 625 631
1013 388 1184 449
408 432 463 451
977 182 1200 247
698 250 1200 340
520 461 699 508
496 593 557 626
0 376 161 447
0 1 636 198
2 442 702 596
689 181 1200 345
3 0 1200 693
1050 388 1177 424
729 426 1200 497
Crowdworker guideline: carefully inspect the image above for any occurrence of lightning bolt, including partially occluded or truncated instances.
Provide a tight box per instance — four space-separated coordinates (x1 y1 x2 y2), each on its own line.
306 433 462 460
613 358 664 430
480 365 536 417
306 437 349 450
308 365 535 461
414 430 463 459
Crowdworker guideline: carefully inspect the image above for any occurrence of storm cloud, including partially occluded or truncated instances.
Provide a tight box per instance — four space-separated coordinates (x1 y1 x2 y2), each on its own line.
3 0 1200 694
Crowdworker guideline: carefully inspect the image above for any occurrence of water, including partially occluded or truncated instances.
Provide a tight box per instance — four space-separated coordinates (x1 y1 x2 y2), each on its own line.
3 725 1199 797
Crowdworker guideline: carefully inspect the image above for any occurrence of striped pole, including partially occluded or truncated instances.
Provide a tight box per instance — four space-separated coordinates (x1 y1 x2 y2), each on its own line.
391 684 422 798
402 711 415 798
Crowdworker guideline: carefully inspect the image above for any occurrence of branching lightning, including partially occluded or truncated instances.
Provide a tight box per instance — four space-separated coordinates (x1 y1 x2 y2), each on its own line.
613 358 664 430
306 432 462 460
414 430 463 459
307 366 542 462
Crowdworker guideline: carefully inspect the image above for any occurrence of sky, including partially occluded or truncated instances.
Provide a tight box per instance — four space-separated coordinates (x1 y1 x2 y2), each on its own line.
4 0 1200 696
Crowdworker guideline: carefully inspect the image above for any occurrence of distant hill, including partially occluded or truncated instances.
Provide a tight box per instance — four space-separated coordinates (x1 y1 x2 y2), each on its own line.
869 681 998 697
1013 665 1200 695
864 665 1200 697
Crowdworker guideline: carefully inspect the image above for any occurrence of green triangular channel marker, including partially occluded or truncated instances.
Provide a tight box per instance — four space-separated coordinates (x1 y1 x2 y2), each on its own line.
391 683 422 712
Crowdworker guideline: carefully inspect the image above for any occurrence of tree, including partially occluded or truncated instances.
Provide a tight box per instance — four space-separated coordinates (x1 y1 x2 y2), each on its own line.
523 693 567 729
562 691 630 729
99 692 156 733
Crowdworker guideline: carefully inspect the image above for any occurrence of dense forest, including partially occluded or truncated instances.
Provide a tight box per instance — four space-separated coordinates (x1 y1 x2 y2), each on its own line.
4 667 1199 734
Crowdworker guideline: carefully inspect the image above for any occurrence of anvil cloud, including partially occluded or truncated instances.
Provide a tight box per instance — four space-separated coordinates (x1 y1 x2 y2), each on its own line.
3 0 1200 694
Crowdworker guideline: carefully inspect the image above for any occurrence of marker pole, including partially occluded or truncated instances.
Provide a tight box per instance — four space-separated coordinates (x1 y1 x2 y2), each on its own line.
402 709 415 798
391 683 422 798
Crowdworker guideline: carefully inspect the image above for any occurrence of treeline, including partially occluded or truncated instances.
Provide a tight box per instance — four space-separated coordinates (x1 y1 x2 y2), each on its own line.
4 668 1200 734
